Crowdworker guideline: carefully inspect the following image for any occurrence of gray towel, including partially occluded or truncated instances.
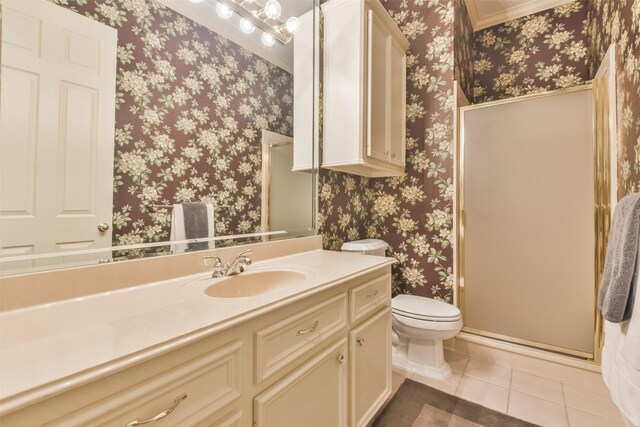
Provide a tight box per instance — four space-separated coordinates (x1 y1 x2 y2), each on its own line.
598 193 640 323
183 202 209 251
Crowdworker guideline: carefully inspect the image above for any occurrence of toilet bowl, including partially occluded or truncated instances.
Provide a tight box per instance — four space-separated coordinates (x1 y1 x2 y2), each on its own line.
391 294 462 379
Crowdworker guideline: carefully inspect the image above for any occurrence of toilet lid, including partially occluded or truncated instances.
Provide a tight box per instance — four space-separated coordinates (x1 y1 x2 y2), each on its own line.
392 294 460 319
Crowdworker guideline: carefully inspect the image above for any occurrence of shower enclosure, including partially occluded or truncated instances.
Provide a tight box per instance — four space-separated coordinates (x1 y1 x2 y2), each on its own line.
457 84 611 360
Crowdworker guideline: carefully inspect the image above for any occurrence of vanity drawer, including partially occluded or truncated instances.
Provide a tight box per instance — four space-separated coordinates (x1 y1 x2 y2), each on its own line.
255 293 347 383
349 274 391 324
46 340 242 426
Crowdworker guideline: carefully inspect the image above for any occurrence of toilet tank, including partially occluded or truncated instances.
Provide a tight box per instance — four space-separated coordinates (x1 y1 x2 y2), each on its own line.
341 239 388 257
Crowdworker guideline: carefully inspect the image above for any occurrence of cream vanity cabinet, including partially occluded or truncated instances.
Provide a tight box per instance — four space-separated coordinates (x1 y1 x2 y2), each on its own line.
1 267 392 427
321 0 409 178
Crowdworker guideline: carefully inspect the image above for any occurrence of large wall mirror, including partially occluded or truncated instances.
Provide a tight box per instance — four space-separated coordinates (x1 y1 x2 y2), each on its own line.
0 0 319 276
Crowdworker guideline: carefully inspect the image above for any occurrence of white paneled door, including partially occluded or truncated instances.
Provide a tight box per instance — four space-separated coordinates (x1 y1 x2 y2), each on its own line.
0 0 117 259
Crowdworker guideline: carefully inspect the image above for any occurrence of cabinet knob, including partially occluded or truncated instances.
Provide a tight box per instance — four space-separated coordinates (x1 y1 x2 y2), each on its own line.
357 338 365 347
337 354 345 364
97 223 110 232
391 153 396 158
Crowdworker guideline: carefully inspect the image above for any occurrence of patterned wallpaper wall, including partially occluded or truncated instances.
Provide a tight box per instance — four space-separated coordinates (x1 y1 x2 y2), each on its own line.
318 0 639 303
454 0 475 102
587 0 640 200
319 0 457 301
472 1 590 103
53 0 293 246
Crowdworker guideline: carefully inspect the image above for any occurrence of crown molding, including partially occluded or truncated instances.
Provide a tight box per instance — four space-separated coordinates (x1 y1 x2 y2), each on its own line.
464 0 575 31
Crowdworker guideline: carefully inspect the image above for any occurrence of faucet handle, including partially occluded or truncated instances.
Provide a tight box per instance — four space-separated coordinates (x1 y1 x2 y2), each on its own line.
236 250 252 272
236 250 253 259
202 255 223 266
202 256 226 278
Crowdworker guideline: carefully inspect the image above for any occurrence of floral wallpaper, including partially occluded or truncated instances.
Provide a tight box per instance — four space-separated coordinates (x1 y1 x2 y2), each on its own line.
472 1 590 103
453 0 474 102
51 0 293 246
587 0 640 200
318 0 456 302
317 0 639 304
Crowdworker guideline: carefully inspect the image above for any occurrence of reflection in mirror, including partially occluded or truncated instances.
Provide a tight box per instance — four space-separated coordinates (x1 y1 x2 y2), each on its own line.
0 0 317 275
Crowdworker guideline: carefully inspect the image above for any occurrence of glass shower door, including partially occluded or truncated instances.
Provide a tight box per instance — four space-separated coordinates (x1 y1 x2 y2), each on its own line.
459 86 596 358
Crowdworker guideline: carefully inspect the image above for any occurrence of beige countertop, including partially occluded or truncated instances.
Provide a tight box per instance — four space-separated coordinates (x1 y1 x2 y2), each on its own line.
0 249 394 414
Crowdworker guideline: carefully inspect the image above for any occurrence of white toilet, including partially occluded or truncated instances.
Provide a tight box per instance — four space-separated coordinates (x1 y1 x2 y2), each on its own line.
341 239 463 380
391 294 462 379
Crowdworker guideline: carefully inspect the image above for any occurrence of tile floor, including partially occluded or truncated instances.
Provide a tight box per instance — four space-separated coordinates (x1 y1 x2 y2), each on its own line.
391 350 627 427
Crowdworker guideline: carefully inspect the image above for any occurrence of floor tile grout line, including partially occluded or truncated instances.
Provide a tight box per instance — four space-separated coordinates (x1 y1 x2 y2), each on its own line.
446 350 619 425
453 373 463 396
509 372 567 406
513 366 610 396
560 381 625 422
452 355 471 396
506 366 513 414
560 379 612 397
560 382 571 427
512 366 570 385
507 389 566 407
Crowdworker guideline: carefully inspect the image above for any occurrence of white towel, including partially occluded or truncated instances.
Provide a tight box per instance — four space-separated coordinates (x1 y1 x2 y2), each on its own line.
602 236 640 426
170 203 215 253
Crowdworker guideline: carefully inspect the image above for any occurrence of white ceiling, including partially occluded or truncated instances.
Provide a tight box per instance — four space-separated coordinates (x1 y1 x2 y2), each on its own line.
464 0 575 31
157 0 314 73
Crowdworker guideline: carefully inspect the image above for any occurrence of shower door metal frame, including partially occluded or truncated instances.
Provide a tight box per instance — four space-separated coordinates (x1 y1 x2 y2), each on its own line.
455 84 611 362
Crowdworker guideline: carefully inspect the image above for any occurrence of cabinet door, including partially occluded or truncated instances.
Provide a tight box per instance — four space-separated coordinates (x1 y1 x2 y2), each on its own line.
388 37 405 167
366 9 390 163
254 339 347 427
349 307 392 427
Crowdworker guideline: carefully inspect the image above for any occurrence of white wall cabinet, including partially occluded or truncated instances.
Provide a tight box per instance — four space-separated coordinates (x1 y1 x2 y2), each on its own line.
292 8 318 172
322 0 409 178
1 268 392 427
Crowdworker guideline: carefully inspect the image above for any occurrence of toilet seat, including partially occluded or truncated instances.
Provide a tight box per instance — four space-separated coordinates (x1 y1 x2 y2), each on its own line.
392 309 461 322
392 294 461 322
393 310 463 332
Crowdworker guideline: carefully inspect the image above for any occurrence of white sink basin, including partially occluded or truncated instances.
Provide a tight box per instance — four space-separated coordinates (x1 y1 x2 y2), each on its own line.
203 268 308 298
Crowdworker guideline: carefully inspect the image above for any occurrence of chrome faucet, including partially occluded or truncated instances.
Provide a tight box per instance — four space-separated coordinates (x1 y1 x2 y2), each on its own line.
202 250 253 278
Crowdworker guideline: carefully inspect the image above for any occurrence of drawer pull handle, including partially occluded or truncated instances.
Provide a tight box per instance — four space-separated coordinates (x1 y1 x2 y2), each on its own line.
337 354 345 364
366 290 379 299
125 393 188 427
297 320 319 336
357 338 365 347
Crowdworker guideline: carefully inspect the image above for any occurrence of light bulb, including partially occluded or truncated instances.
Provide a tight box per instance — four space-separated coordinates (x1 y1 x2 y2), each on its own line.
264 0 281 19
239 18 255 34
285 17 301 34
189 0 203 3
215 2 233 19
261 32 276 47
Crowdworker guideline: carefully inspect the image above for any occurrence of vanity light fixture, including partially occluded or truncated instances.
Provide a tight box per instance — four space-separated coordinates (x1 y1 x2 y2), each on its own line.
239 17 256 34
261 32 276 47
215 1 234 19
263 0 282 19
285 17 301 34
215 0 300 45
